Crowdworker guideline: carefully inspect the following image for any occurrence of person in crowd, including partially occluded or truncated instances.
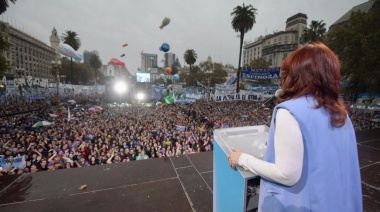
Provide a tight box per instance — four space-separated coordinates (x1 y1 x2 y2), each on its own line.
136 149 149 160
228 43 362 211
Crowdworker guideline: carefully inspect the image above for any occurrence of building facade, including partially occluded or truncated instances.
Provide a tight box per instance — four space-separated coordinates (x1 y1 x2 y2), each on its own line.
49 28 60 62
0 20 56 80
101 64 131 78
141 52 158 72
243 13 307 69
149 67 173 82
164 53 175 68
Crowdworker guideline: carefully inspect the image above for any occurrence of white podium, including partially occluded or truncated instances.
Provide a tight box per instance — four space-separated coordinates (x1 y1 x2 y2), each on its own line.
213 125 269 212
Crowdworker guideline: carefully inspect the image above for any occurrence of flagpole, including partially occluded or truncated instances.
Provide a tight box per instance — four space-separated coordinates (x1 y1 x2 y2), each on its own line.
68 106 71 122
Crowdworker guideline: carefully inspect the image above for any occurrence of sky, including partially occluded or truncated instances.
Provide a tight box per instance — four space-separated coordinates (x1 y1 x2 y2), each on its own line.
2 0 368 75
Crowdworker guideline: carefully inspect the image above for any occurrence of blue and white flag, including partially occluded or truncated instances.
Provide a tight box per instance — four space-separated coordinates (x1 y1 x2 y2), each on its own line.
176 125 186 132
68 106 71 122
0 155 26 170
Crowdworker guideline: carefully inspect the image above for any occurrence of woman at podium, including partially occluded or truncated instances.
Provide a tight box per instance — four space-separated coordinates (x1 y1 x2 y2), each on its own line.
228 42 362 211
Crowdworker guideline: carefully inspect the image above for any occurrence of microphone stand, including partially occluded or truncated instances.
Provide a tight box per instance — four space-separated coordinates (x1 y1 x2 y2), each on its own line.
251 89 282 122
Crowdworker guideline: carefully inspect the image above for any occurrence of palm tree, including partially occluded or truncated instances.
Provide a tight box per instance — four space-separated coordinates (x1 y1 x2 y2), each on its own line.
231 3 257 93
0 0 16 15
61 30 81 84
183 49 198 72
301 20 327 44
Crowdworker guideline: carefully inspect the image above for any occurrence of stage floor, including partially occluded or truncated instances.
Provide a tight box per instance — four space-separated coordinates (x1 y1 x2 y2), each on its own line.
0 152 213 212
355 129 380 212
0 128 379 212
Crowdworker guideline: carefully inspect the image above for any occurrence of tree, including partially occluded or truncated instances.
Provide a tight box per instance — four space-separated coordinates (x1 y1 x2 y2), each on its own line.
231 3 257 93
89 54 102 85
199 61 228 86
326 0 380 97
170 64 179 75
0 35 10 75
181 65 201 87
61 30 81 84
245 57 272 84
301 20 327 44
245 57 271 68
183 49 198 72
60 58 95 85
210 63 228 86
0 0 16 15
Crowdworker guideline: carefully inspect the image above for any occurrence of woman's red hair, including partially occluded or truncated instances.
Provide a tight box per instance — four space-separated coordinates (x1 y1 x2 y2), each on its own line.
278 42 346 127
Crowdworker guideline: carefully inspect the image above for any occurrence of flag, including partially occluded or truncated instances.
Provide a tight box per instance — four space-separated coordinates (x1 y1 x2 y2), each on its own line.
16 155 26 169
164 95 174 104
197 81 205 87
198 124 206 132
0 155 26 170
176 125 186 131
68 106 71 122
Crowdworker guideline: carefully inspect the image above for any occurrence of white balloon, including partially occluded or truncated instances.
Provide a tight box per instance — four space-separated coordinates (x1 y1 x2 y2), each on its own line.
58 43 80 59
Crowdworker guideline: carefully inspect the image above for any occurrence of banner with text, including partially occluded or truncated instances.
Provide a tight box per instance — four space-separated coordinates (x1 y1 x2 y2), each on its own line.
214 90 266 102
241 67 281 80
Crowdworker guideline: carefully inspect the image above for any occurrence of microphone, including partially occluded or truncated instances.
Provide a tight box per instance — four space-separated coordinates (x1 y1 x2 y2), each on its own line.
261 89 282 108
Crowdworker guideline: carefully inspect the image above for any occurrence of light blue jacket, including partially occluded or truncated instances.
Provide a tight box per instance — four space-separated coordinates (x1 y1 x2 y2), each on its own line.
259 96 362 212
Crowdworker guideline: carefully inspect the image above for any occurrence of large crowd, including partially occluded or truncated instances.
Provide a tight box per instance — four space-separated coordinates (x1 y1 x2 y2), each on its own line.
0 95 379 176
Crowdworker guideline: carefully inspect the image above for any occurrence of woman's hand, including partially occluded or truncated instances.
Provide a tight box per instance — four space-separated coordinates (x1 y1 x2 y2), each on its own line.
228 148 243 169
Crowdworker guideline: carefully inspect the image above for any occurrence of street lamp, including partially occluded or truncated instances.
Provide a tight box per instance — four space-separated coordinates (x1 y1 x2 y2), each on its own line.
205 69 213 101
59 75 66 84
51 60 62 103
15 67 25 96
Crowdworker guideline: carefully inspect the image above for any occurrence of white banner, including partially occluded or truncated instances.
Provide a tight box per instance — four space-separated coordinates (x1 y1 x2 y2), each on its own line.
215 83 236 90
214 93 261 102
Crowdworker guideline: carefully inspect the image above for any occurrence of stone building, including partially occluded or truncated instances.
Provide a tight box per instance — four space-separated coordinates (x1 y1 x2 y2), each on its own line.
243 13 308 68
0 20 56 81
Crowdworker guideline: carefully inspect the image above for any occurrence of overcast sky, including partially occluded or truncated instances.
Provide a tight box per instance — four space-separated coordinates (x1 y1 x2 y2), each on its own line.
3 0 367 74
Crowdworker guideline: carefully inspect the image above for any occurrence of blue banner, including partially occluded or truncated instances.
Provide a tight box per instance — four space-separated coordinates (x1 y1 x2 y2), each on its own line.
241 67 281 80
